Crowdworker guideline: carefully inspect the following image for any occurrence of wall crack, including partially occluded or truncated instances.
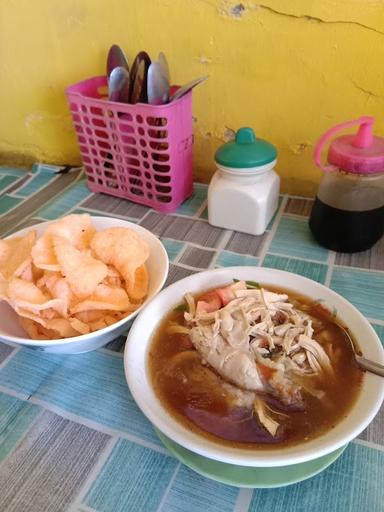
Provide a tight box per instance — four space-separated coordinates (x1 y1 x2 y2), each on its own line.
256 4 384 37
351 80 382 99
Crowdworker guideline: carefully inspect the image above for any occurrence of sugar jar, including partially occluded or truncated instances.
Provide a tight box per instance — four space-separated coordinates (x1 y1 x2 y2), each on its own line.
208 127 280 235
309 116 384 253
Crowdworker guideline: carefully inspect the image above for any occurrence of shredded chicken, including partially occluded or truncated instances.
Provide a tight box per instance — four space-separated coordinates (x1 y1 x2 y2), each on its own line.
185 293 196 317
167 322 191 335
253 397 280 437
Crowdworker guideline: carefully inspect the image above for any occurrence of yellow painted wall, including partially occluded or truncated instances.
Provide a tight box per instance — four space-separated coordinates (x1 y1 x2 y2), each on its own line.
1 0 384 195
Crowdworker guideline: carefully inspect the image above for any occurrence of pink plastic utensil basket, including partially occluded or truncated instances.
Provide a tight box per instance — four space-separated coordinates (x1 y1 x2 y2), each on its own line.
66 76 193 212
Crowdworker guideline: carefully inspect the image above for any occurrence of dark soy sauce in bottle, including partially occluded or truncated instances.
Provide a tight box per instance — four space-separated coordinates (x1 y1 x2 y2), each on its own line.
309 198 384 253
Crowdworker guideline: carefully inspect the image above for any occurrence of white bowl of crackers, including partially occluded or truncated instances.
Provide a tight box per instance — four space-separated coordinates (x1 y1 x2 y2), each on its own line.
0 214 169 353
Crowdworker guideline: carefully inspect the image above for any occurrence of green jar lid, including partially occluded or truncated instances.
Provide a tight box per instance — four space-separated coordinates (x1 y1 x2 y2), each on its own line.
215 127 277 168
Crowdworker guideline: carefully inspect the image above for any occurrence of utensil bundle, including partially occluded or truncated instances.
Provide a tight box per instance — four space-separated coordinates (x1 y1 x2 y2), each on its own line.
106 44 208 105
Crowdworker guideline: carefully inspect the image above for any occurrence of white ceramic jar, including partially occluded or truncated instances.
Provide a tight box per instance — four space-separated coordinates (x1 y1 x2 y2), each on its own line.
208 127 280 235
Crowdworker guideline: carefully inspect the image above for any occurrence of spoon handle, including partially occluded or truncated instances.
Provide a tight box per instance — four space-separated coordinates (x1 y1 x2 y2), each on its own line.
356 356 384 377
170 75 208 102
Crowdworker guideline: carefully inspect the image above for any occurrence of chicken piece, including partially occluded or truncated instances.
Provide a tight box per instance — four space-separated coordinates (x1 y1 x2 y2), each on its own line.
189 326 264 391
219 308 249 350
221 382 256 409
267 369 304 407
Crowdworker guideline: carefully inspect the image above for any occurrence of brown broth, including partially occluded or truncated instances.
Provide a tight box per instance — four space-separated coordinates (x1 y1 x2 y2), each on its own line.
148 285 364 449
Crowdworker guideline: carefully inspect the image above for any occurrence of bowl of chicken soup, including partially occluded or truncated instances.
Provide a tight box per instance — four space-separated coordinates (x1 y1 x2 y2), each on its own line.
124 267 384 467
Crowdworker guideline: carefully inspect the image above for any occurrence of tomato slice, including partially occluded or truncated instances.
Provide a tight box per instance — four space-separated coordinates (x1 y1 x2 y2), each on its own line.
215 287 234 306
195 291 222 314
195 281 247 312
257 363 276 381
216 280 247 306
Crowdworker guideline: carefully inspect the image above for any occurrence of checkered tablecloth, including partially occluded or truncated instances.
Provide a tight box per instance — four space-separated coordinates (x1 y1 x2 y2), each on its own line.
0 164 383 512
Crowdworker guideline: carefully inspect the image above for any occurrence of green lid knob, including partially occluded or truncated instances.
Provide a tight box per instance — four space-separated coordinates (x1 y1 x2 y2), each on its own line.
236 127 257 144
215 127 277 169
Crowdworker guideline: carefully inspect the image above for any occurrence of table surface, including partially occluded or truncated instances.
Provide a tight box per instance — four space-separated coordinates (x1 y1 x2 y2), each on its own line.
0 164 383 512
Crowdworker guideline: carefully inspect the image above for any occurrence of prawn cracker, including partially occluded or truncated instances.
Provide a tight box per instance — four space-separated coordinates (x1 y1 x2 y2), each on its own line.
0 230 36 280
52 236 108 298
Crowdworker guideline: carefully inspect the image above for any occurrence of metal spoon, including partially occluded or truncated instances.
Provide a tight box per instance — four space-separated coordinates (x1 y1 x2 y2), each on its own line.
129 51 151 104
158 52 170 84
108 66 130 103
106 44 129 82
170 75 209 102
147 61 170 105
104 66 130 169
341 324 384 377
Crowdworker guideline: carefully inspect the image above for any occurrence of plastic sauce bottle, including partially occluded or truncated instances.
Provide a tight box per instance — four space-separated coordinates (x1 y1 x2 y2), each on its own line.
309 116 384 253
208 127 280 235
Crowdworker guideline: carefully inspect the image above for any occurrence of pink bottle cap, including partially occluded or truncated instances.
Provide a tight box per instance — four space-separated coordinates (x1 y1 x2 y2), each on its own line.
314 116 384 174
